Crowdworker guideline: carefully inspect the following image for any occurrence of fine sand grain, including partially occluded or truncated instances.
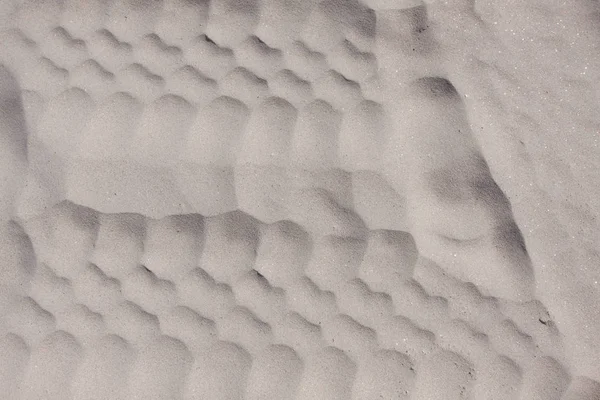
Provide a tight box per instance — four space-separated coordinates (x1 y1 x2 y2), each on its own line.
1 0 599 399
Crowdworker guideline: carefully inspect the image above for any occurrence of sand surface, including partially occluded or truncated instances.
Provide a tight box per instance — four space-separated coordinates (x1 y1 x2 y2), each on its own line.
0 0 599 399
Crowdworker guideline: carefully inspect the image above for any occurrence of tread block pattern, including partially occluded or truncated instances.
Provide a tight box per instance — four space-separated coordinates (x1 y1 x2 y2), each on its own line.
0 200 572 399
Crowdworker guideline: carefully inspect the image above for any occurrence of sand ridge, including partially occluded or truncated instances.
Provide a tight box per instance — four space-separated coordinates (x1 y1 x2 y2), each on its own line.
0 0 599 398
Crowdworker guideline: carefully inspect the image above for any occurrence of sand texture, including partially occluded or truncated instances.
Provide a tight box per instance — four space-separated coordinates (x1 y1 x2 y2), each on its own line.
0 0 599 399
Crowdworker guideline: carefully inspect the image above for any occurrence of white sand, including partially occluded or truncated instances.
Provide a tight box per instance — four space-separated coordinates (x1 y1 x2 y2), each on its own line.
1 0 599 399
